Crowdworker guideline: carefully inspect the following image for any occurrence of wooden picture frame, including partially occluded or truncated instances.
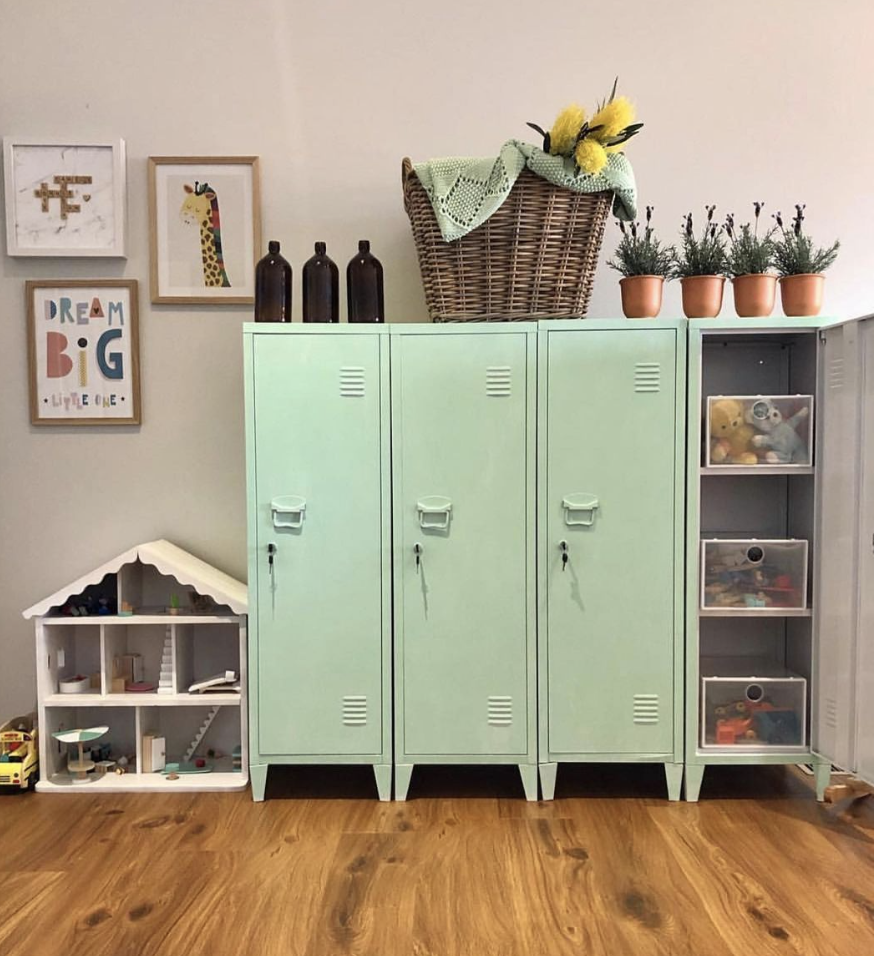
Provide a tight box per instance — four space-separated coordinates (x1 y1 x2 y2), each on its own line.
148 156 261 304
26 279 141 426
3 138 127 257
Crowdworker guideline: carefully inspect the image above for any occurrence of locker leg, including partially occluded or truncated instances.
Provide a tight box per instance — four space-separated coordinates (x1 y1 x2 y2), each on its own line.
664 763 683 802
250 764 268 803
394 764 414 801
518 764 538 802
813 760 832 802
684 764 705 803
539 763 558 802
373 764 392 802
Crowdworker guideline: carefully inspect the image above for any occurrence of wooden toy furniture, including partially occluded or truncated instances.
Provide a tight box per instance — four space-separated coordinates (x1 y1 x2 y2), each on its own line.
23 540 248 792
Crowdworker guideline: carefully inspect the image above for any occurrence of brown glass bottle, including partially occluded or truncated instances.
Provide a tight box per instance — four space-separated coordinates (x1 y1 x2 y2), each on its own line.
347 240 385 323
302 242 339 323
254 240 292 322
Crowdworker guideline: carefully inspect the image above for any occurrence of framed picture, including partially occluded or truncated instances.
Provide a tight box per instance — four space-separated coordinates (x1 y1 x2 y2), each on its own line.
148 156 260 304
3 138 126 257
26 280 141 426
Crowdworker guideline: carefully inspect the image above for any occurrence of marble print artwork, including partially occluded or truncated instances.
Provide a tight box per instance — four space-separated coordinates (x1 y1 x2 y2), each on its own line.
11 145 116 251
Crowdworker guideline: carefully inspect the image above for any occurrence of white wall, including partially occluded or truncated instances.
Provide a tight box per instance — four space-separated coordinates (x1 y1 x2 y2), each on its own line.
2 0 873 716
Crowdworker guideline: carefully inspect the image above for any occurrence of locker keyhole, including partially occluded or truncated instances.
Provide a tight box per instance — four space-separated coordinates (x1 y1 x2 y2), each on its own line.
414 542 423 573
559 540 569 571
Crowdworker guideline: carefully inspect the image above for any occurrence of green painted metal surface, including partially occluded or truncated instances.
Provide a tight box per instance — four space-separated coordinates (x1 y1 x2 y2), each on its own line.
392 326 536 762
245 327 390 762
541 325 680 758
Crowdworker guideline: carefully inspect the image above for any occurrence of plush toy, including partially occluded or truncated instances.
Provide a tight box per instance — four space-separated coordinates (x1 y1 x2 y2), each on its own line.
709 399 758 465
746 399 810 464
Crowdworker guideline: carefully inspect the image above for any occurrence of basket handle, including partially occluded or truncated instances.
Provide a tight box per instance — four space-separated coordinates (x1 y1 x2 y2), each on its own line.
401 157 414 190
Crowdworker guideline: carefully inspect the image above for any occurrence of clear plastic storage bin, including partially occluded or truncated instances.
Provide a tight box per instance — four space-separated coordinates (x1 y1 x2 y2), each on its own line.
701 660 807 749
705 395 813 467
701 539 808 611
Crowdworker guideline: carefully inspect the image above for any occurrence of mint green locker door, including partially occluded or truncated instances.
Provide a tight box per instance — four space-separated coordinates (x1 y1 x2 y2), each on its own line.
539 321 685 802
244 327 391 802
392 326 537 801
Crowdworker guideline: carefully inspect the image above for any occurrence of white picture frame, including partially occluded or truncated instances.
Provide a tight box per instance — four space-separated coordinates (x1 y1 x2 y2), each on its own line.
148 156 261 304
3 138 127 257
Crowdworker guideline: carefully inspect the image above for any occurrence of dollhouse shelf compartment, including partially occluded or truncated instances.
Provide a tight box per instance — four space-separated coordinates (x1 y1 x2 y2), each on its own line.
43 692 243 707
23 539 249 794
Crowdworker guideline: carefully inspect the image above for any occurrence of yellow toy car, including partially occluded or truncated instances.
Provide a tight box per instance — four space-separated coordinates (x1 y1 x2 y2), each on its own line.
0 714 38 792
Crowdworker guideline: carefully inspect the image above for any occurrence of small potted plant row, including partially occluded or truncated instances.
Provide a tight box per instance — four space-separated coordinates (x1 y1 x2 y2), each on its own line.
608 203 839 318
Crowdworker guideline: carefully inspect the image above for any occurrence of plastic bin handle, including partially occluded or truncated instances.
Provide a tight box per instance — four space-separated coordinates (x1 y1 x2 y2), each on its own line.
271 496 306 529
562 493 599 527
417 496 452 530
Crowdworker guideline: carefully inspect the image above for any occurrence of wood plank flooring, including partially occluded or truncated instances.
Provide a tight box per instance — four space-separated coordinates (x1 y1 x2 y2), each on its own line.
2 763 873 956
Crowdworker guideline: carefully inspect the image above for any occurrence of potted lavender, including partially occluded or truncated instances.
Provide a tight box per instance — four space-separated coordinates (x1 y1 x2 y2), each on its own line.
607 206 674 318
725 203 777 317
772 205 840 316
671 206 729 318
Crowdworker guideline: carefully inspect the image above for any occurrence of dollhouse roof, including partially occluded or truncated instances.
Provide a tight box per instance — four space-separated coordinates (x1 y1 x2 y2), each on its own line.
22 539 247 618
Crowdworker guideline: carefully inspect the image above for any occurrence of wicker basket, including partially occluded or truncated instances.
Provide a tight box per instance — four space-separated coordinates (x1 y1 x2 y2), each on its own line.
402 157 612 322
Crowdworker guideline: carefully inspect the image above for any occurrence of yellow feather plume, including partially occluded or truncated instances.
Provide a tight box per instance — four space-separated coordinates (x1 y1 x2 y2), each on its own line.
548 103 586 157
574 138 608 176
590 96 636 143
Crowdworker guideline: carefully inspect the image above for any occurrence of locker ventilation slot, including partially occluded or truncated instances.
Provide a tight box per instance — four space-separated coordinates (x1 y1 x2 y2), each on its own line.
487 696 513 726
825 697 838 730
342 696 368 726
339 367 366 398
634 363 661 393
633 694 660 724
829 358 844 390
486 367 512 397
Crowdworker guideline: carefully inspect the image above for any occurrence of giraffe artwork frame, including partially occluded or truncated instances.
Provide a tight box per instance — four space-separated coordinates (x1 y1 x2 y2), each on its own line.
148 156 261 305
3 138 127 257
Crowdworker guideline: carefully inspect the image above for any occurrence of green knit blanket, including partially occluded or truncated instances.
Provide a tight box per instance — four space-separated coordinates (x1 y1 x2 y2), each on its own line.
413 139 637 242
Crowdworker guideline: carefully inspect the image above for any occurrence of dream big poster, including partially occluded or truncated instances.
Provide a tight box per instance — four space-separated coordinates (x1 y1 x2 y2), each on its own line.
27 280 141 425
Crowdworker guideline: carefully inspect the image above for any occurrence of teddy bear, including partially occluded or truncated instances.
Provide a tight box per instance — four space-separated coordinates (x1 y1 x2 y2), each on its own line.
709 398 758 465
745 399 810 464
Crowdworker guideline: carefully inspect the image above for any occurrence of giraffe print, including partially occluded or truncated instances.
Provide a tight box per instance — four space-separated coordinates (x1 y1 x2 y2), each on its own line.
180 181 232 288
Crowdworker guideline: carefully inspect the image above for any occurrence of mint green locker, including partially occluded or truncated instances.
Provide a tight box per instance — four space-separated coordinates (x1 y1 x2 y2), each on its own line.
538 320 686 801
244 325 391 802
391 324 537 801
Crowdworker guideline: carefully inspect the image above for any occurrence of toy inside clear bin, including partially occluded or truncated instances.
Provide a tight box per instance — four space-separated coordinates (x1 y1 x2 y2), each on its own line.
701 671 807 749
705 395 813 466
701 539 809 611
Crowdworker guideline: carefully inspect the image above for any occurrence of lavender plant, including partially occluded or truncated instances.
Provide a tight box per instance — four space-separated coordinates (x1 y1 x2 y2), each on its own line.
725 202 776 276
771 205 840 276
607 206 675 277
671 205 728 278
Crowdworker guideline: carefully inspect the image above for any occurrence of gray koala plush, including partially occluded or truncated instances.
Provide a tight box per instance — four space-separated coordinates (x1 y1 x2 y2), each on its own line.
746 399 810 464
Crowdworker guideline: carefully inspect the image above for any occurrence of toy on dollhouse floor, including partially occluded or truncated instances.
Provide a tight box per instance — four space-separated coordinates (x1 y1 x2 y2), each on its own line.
701 539 809 611
706 395 813 467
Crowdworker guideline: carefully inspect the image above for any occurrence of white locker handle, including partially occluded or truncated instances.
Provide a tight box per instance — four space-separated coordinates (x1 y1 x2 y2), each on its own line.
417 496 452 530
271 495 307 529
562 493 599 527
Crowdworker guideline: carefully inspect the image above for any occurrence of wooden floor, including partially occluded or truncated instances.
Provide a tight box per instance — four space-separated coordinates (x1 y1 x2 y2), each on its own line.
2 764 874 956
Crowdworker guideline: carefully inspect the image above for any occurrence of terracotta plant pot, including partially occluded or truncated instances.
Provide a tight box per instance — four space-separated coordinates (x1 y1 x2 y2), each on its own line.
619 275 664 318
732 274 777 317
681 276 725 319
779 274 825 317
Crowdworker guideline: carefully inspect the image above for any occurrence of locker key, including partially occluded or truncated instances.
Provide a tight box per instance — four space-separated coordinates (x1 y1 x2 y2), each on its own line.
414 542 423 573
267 542 277 578
559 540 569 571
